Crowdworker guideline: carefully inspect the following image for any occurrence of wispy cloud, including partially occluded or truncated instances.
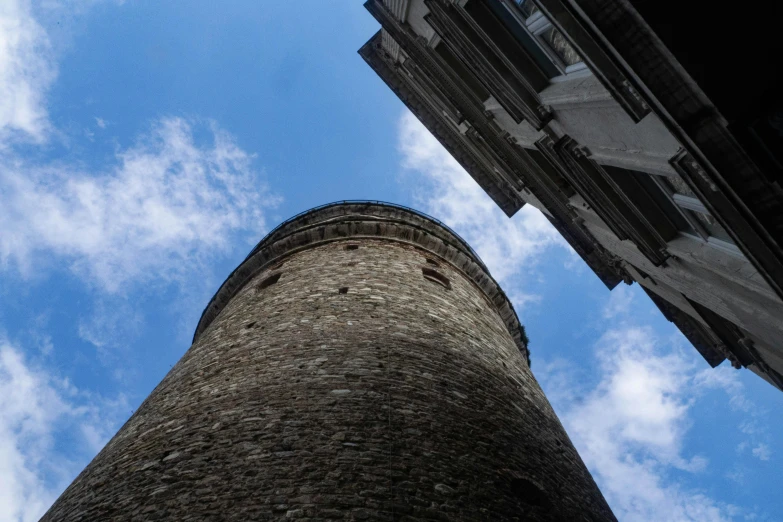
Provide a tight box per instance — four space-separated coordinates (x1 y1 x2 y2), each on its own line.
396 111 566 286
0 338 127 522
695 364 773 463
0 117 280 292
0 0 56 144
602 284 634 319
0 0 127 146
77 299 143 351
541 324 747 521
751 444 771 461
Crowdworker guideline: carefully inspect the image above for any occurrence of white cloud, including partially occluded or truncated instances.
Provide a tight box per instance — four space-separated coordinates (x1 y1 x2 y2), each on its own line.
78 299 143 351
542 325 740 521
0 339 126 522
0 0 56 143
751 444 771 461
396 111 565 285
0 116 280 292
694 365 772 462
602 284 634 319
94 117 106 129
693 365 751 412
0 0 127 145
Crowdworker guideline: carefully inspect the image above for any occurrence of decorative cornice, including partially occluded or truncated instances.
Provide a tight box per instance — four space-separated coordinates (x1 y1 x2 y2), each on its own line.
382 0 410 21
359 31 525 215
687 297 783 390
501 137 628 289
549 135 670 266
424 0 550 128
193 202 530 363
543 213 624 288
641 287 727 368
364 1 546 204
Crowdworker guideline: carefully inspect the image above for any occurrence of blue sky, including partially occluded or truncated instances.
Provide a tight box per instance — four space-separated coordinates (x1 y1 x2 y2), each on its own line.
0 1 780 521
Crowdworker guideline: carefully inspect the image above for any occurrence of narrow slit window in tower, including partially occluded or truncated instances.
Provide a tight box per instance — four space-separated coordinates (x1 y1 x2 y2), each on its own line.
422 268 451 289
257 273 281 291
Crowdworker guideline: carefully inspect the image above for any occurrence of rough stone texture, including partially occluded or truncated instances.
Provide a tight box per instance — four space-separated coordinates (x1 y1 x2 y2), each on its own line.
42 204 615 521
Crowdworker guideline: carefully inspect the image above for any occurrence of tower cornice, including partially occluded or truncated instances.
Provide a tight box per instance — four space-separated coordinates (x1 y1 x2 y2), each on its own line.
193 201 529 361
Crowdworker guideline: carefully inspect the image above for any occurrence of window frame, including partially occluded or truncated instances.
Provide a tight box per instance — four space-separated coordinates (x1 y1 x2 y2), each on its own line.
505 0 588 80
649 173 743 255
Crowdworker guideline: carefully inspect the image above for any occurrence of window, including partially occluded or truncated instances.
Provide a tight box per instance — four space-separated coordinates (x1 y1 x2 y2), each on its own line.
515 0 539 18
653 174 736 246
422 268 451 289
257 272 281 291
510 477 551 510
505 0 587 78
598 164 739 256
603 166 687 242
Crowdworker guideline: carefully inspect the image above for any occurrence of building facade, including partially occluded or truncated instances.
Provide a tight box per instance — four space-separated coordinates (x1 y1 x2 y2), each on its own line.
41 202 616 521
359 0 783 390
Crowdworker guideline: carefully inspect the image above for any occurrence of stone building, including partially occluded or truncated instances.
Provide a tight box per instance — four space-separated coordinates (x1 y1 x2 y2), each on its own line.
41 202 616 521
359 0 783 390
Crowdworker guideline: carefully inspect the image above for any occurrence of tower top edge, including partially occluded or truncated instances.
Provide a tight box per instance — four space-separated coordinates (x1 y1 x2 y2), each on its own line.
248 201 488 270
192 201 529 361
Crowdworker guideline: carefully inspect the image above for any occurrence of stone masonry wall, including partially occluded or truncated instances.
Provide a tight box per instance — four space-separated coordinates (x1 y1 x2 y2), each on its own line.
41 236 615 521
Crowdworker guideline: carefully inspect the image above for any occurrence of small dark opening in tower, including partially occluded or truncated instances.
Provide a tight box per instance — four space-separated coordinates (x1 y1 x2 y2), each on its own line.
345 244 359 251
338 287 349 294
510 478 550 509
425 258 440 267
257 273 281 290
422 268 451 289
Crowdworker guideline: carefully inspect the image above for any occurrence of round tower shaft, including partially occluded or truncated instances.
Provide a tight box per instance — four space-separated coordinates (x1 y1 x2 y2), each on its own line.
42 202 616 521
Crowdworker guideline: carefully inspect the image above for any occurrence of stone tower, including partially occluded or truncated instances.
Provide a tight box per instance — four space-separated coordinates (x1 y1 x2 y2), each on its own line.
42 202 615 521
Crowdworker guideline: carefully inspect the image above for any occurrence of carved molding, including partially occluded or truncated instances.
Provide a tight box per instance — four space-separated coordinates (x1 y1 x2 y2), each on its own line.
362 2 631 288
361 23 626 289
504 136 628 288
359 32 524 215
641 287 727 368
366 4 528 167
669 149 783 301
424 0 551 128
547 135 670 265
545 213 624 289
365 2 548 199
533 0 650 122
687 297 783 390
